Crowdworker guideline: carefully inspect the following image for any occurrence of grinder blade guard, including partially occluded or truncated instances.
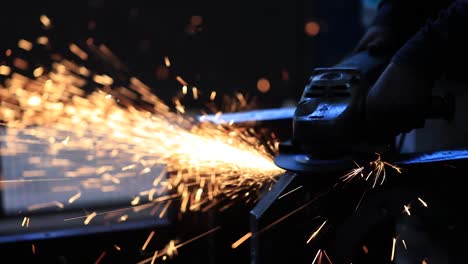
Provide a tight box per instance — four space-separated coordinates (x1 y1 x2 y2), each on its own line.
275 51 390 172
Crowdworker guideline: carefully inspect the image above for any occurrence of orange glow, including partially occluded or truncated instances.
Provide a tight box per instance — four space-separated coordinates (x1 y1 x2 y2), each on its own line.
13 58 29 70
40 15 51 28
155 65 169 80
18 39 33 51
257 78 271 93
190 15 203 27
305 21 320 36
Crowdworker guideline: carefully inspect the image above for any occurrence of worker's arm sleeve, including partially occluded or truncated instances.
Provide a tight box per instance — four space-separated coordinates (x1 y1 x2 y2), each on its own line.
372 0 453 46
392 1 468 76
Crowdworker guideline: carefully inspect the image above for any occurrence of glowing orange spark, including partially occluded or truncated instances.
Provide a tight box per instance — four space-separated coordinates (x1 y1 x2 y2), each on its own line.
306 220 327 244
164 56 171 67
192 87 198 100
231 232 252 249
68 191 81 204
69 43 88 60
84 211 97 225
402 239 407 250
93 74 113 86
151 250 159 264
176 76 188 86
0 65 11 75
141 231 156 251
40 15 51 28
94 251 107 264
391 237 397 261
32 244 36 254
362 245 369 254
114 244 121 251
159 200 172 219
137 227 221 264
417 197 428 207
312 249 321 264
18 39 33 51
21 216 30 227
210 91 217 101
403 204 411 216
37 36 49 45
33 67 44 77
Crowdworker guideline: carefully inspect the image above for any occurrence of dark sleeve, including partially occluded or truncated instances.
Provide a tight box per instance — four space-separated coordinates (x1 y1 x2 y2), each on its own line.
392 0 468 76
372 0 453 50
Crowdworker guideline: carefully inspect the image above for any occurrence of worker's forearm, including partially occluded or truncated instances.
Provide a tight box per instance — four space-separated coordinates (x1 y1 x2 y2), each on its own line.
392 0 468 77
372 0 453 47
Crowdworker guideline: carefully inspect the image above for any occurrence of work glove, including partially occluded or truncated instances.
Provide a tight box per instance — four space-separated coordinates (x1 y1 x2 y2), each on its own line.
366 61 433 138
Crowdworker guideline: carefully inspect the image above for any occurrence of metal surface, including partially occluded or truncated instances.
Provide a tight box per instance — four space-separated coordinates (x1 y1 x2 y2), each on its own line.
198 107 295 126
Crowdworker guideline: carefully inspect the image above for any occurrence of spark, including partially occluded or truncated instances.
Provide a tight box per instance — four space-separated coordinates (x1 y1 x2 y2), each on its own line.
130 196 141 206
114 244 121 251
422 257 428 264
84 211 97 225
159 200 172 218
40 15 51 28
403 204 411 216
137 227 221 264
311 249 333 264
210 91 217 101
37 36 49 45
68 191 82 204
312 249 321 264
362 245 369 254
0 65 11 75
402 239 407 250
176 76 188 86
21 216 30 227
2 35 283 262
69 43 88 60
231 232 252 249
27 201 64 211
306 220 328 244
192 87 198 100
391 237 397 261
141 231 156 251
93 74 113 86
18 39 33 51
27 95 42 107
278 185 303 199
164 56 171 67
417 197 428 207
32 244 36 254
94 251 107 264
151 251 159 264
33 67 44 77
342 154 401 187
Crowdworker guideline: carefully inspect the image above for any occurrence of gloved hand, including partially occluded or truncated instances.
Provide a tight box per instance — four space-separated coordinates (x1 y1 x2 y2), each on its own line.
352 25 399 55
366 62 434 137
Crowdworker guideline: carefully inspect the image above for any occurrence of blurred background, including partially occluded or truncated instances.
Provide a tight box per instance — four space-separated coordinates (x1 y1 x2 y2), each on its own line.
1 0 377 111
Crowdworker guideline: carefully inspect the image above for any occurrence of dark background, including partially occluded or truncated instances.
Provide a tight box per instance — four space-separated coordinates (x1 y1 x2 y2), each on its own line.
1 0 366 110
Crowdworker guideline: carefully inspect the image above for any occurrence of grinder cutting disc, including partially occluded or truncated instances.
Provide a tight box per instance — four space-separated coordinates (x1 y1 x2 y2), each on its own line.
274 152 357 173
